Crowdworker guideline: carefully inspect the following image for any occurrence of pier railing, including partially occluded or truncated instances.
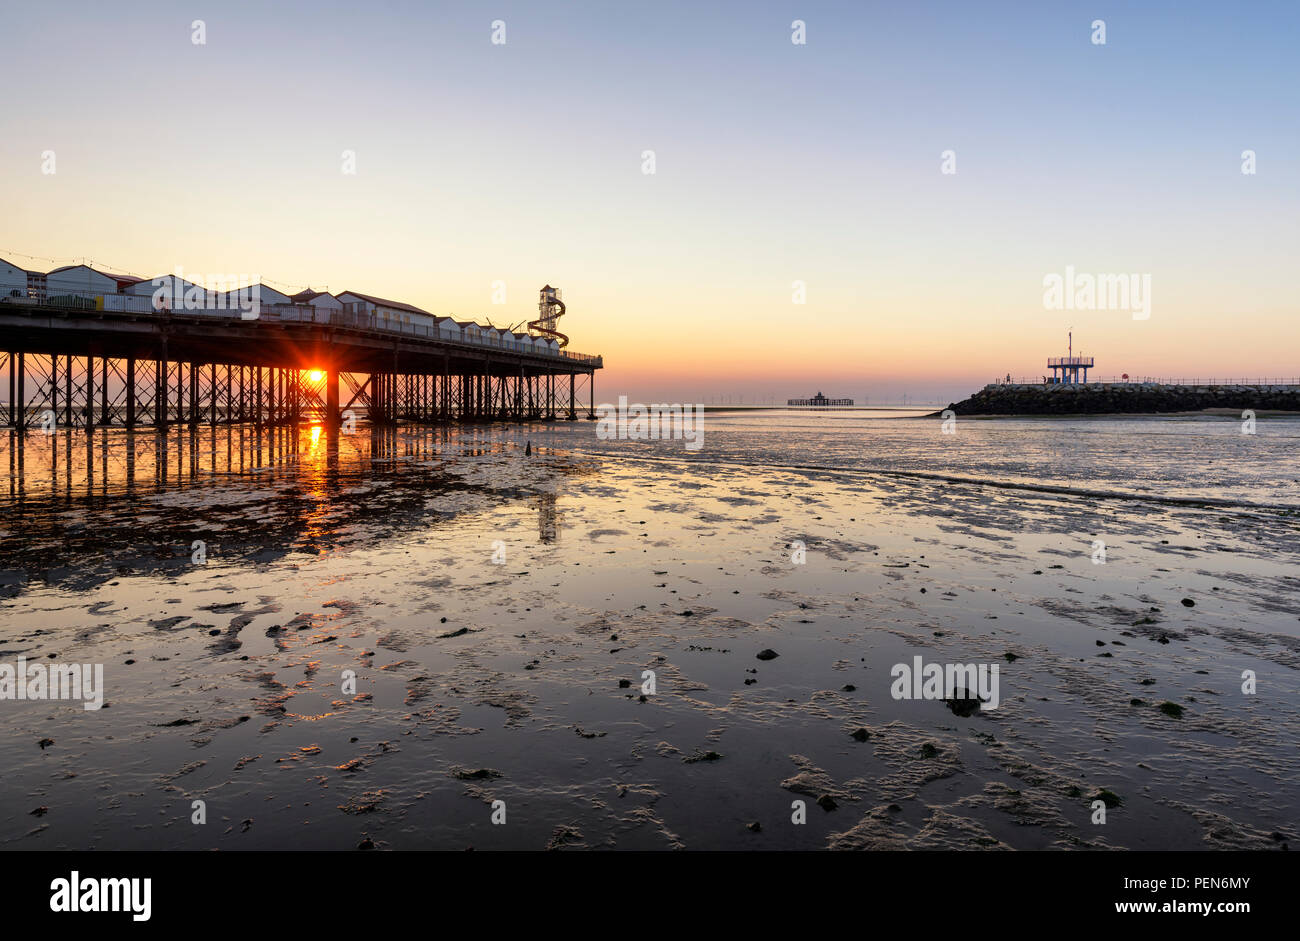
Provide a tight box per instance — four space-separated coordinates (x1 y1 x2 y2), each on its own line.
1046 356 1095 367
1 291 602 367
990 376 1300 387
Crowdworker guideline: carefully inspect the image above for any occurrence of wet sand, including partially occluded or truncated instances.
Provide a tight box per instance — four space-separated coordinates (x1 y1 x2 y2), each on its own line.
0 419 1296 850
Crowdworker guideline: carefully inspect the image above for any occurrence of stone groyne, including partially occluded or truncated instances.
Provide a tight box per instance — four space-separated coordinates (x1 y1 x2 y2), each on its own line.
943 382 1300 416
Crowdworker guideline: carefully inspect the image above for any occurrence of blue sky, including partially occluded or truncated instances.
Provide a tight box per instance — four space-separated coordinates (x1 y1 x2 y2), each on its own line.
3 0 1296 401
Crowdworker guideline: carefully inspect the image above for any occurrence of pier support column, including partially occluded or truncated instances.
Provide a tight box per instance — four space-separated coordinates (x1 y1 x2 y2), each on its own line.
441 356 449 422
253 367 262 427
126 358 136 427
85 357 95 431
14 353 24 429
100 357 110 427
156 354 168 428
63 356 73 428
326 369 340 426
50 355 58 429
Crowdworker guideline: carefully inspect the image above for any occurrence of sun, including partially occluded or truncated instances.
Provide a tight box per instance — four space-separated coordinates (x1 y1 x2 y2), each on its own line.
306 369 325 383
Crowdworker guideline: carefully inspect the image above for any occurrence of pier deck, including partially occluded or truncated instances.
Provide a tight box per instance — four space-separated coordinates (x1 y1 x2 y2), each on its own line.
0 299 602 428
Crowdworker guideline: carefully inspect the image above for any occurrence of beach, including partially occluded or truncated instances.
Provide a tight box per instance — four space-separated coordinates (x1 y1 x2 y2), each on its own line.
1 411 1296 850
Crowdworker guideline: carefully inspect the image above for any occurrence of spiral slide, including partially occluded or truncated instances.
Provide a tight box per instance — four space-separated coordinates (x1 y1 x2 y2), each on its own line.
529 284 569 348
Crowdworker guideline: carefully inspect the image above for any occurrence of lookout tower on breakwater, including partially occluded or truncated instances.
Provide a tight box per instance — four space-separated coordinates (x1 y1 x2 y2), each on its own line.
1047 330 1093 384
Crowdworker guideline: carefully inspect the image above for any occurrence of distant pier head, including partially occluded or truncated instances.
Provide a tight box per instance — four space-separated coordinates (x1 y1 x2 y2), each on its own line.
789 391 854 407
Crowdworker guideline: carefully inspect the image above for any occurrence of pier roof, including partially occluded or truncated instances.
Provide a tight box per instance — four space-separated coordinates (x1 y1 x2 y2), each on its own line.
338 290 430 316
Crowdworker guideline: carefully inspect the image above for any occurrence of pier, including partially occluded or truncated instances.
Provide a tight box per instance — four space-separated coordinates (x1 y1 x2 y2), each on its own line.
0 294 602 430
788 391 854 407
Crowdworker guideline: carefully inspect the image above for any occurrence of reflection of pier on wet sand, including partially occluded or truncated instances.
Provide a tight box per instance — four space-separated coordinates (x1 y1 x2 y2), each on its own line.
0 423 576 593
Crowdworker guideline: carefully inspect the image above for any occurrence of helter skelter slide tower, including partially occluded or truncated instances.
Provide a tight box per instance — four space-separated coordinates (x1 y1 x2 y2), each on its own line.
530 285 569 349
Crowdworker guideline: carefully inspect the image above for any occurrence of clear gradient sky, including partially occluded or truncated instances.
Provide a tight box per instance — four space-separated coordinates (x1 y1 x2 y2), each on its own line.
2 0 1296 403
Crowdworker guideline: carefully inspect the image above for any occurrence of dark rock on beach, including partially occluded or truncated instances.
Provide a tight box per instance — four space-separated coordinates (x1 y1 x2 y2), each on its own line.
944 690 986 717
1092 789 1124 808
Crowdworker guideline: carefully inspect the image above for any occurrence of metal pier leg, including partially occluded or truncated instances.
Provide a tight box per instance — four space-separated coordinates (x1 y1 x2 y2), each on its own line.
14 353 24 429
64 355 74 428
85 357 95 431
189 362 199 427
126 358 136 427
100 357 110 426
156 355 167 428
327 369 339 426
